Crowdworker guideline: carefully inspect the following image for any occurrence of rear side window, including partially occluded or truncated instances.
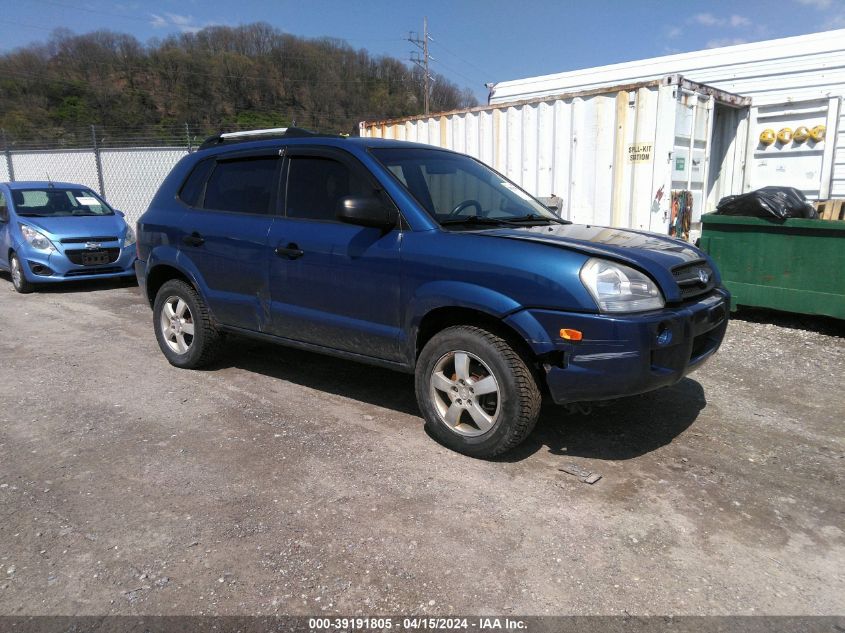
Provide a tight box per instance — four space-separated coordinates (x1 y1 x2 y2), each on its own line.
179 159 214 207
202 156 278 215
286 156 369 221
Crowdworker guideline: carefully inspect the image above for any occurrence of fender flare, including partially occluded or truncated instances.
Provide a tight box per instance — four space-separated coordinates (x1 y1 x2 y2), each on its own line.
144 247 204 303
405 281 557 360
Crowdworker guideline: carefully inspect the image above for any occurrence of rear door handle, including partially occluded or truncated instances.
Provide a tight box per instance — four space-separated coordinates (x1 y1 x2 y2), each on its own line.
182 232 205 247
275 242 304 259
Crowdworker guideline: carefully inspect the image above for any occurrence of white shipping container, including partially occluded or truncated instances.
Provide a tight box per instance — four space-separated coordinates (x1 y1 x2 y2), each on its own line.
489 29 845 199
360 75 751 234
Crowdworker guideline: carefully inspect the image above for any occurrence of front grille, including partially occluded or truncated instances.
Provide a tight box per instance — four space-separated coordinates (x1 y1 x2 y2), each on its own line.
65 248 121 266
672 261 715 300
64 267 124 277
60 236 119 244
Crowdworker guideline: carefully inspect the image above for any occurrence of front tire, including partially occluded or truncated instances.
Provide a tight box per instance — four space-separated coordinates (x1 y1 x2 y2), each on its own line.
415 325 542 458
9 253 34 294
153 279 221 368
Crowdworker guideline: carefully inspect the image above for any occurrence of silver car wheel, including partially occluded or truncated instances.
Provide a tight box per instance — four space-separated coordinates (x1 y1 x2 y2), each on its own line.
10 256 23 289
159 295 195 355
430 350 500 437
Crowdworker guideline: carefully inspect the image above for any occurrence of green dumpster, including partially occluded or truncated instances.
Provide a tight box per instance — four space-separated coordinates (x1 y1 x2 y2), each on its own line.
700 214 845 320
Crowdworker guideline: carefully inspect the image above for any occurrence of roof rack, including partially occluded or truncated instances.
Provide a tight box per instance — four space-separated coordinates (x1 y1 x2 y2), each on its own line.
198 126 324 150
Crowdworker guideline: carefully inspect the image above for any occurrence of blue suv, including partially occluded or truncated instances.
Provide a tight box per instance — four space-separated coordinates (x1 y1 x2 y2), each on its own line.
136 128 728 458
0 181 136 293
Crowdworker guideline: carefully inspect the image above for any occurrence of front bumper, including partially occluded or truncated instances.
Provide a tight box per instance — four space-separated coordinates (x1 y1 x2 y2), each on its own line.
518 289 729 404
18 243 136 283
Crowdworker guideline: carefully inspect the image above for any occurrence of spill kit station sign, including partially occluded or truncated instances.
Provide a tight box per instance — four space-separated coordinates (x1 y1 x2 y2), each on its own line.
628 143 652 163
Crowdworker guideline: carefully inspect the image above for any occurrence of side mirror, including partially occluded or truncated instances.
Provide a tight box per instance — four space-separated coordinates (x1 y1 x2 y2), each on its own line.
114 210 125 217
538 195 563 216
337 195 396 229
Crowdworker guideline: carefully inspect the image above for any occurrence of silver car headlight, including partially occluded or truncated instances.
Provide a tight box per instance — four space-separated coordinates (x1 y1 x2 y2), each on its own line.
580 257 664 313
19 224 56 252
123 224 136 247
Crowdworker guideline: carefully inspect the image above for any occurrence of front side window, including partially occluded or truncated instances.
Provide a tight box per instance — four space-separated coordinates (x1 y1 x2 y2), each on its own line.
10 187 113 217
202 156 278 215
0 192 7 222
371 148 560 228
285 156 369 221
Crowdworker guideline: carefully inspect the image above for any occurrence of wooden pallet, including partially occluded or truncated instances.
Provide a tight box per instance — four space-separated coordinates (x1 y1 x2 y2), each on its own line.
814 199 845 221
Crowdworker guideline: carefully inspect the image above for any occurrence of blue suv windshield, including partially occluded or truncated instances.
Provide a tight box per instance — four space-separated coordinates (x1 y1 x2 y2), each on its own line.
370 148 562 227
12 188 114 217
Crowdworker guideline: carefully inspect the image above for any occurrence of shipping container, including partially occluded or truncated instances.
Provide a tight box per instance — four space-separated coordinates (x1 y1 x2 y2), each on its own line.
360 75 750 235
489 29 845 200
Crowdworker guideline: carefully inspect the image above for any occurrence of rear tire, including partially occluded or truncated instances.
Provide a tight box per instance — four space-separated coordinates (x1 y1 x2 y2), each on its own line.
9 253 34 294
415 325 542 458
153 279 221 368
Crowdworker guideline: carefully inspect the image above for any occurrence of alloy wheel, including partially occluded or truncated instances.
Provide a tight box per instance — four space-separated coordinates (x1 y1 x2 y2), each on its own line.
10 256 22 289
159 295 195 354
429 350 501 437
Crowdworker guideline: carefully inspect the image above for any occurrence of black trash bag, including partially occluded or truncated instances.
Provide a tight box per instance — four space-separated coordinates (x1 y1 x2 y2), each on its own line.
715 186 818 220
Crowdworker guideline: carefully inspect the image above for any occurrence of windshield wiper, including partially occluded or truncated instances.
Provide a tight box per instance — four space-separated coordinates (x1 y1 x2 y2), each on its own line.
440 214 572 228
505 214 572 225
440 216 517 227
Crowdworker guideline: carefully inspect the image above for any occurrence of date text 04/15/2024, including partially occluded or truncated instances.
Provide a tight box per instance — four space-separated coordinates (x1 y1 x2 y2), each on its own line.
308 617 527 630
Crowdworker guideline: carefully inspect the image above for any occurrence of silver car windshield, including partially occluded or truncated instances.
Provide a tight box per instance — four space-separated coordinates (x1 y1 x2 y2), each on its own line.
371 147 561 227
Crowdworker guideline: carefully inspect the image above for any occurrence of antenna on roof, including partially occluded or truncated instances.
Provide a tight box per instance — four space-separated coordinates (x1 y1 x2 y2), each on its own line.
46 172 53 186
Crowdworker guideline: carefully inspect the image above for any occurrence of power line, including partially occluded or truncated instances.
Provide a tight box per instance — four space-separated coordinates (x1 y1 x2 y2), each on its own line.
33 0 158 24
26 2 409 47
0 65 415 87
0 20 428 88
428 57 482 89
428 38 495 83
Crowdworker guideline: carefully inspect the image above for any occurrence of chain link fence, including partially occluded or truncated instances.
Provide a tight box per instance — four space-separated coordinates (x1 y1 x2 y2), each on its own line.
1 125 212 224
0 153 10 182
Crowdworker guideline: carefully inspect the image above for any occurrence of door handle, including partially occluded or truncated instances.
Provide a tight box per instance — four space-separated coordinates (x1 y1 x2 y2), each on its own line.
275 242 304 259
182 232 205 247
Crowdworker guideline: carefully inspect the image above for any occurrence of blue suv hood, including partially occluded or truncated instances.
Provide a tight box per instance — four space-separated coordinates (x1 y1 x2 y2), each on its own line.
482 224 710 302
18 214 127 239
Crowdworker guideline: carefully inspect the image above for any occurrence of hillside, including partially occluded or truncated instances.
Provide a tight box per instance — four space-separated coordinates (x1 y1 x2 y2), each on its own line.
0 22 478 145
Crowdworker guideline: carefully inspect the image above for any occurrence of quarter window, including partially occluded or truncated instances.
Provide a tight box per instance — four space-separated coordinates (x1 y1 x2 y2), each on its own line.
179 159 214 207
202 156 278 215
286 156 368 221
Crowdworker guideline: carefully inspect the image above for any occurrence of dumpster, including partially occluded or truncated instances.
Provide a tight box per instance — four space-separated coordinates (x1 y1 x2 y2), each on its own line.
700 214 845 320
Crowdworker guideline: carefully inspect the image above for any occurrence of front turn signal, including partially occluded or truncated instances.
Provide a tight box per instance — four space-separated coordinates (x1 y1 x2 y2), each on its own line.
560 328 583 341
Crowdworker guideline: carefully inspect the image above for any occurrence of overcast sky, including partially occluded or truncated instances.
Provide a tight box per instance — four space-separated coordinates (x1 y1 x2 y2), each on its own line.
2 0 844 101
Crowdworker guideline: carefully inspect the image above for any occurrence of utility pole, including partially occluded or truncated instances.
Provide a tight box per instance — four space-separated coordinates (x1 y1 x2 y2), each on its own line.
408 17 433 114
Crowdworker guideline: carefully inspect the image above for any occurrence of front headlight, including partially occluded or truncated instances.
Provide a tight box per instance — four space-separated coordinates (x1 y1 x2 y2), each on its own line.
19 224 56 252
580 258 664 313
123 224 136 247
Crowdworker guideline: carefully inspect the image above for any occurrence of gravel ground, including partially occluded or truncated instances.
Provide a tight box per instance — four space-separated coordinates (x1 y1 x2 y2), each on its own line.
0 277 842 616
